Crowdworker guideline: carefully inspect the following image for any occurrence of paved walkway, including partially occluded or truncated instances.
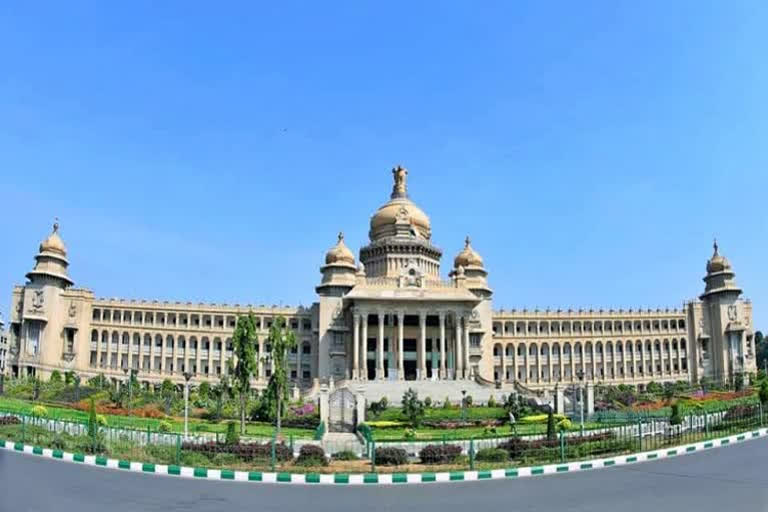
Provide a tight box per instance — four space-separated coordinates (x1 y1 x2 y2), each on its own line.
2 437 768 511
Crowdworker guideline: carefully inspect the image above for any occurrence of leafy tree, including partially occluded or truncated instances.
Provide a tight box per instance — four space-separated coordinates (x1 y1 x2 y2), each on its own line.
198 381 210 401
759 380 768 405
49 370 62 384
64 371 76 386
756 331 768 373
546 410 556 441
662 382 675 404
160 379 175 415
265 316 297 436
210 375 230 421
232 313 259 434
734 373 745 392
401 388 425 427
487 395 497 408
646 381 663 396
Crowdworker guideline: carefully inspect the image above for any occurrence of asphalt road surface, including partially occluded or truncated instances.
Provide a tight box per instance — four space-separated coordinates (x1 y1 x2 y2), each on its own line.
2 440 768 512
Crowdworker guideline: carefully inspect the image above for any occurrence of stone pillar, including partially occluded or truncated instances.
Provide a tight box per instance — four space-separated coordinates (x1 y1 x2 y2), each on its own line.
319 385 329 432
377 312 385 380
586 382 594 415
554 384 564 415
500 345 506 383
419 311 427 379
361 313 368 380
397 311 404 380
355 385 366 428
463 316 471 379
352 313 360 380
455 313 463 380
439 312 446 379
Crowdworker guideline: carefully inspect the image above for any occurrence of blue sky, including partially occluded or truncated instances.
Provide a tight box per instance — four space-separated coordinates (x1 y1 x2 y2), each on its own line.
1 1 766 329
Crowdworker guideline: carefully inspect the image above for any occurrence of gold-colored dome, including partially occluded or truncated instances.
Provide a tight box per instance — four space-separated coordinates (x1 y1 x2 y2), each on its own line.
706 239 731 274
39 221 67 256
325 232 355 266
369 165 432 240
454 236 484 268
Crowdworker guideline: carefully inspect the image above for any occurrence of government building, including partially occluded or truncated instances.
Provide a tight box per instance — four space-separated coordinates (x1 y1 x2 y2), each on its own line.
4 167 757 402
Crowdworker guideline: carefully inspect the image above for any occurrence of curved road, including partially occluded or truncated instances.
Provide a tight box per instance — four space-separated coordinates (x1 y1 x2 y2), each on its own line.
2 441 768 512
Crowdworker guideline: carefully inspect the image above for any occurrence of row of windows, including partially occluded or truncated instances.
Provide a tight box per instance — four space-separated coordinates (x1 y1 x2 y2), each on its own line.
492 339 688 357
496 359 689 382
90 330 312 354
88 353 312 380
492 318 686 337
91 308 312 331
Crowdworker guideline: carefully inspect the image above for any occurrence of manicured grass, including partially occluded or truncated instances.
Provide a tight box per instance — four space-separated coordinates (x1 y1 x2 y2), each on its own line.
0 397 315 439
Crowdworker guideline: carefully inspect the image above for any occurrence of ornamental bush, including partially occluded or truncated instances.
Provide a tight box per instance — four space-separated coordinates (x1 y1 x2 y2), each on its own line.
498 432 615 459
295 444 328 467
158 420 173 433
419 444 463 464
475 447 509 462
375 447 408 466
0 416 21 425
31 405 48 418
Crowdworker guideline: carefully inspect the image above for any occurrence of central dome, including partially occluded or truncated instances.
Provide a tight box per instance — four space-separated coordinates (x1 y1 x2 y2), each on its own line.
369 166 432 241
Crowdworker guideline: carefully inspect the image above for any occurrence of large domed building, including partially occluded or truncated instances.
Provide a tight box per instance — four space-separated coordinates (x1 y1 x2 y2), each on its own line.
4 167 757 419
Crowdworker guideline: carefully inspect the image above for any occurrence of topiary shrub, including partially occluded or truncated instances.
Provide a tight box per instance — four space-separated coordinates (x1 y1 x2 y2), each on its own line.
158 420 173 433
488 395 497 408
424 396 433 408
225 421 240 445
419 444 463 464
183 441 293 462
443 396 451 409
295 444 327 467
31 405 48 418
375 447 408 466
475 447 509 462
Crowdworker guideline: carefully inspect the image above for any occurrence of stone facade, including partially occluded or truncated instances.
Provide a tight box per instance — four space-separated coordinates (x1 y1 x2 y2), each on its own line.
3 168 757 398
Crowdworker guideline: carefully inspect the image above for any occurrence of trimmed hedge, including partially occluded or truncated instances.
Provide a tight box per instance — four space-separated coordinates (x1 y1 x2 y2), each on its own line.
375 447 408 466
181 441 293 462
282 414 321 429
419 444 463 464
498 432 614 459
295 444 327 467
475 447 509 462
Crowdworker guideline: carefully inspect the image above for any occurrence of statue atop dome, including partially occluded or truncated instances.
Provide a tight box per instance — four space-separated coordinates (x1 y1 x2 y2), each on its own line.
391 165 408 199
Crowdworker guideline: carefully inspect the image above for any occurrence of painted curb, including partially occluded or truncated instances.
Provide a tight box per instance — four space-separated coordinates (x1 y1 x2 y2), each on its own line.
3 428 766 485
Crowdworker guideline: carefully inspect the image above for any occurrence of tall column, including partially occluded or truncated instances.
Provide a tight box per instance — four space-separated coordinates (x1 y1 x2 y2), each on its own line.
500 344 505 383
377 312 385 380
455 313 463 379
361 313 368 380
397 311 404 380
439 312 446 379
352 313 360 380
419 311 427 379
463 316 470 379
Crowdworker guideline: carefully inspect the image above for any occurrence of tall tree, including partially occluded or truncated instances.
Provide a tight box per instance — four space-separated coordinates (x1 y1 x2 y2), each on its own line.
265 316 296 436
232 313 258 434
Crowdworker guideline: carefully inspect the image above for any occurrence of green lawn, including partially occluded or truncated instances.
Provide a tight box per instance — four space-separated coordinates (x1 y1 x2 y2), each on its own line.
0 397 315 439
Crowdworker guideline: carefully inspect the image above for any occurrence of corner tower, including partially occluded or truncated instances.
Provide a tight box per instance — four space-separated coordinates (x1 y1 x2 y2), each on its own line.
360 166 443 279
687 240 756 385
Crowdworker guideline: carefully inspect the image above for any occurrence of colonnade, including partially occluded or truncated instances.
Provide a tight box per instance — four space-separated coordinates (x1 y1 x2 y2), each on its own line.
351 309 472 380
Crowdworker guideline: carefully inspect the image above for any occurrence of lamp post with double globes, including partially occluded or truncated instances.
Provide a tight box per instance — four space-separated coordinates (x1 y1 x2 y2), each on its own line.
183 371 194 438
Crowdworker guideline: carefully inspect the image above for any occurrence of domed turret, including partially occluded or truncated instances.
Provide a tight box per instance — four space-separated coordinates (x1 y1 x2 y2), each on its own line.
706 239 731 274
454 236 484 269
325 232 355 266
26 220 74 287
701 239 741 299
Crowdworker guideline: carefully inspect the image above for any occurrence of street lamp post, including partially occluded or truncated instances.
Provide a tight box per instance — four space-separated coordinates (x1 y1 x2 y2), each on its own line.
461 389 467 421
183 371 194 438
576 369 585 433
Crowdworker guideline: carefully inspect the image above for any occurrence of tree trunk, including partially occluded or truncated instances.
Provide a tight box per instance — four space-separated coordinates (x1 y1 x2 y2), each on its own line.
276 391 282 437
240 392 246 435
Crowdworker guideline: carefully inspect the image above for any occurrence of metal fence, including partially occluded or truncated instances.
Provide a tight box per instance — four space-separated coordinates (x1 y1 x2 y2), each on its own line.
1 403 764 473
